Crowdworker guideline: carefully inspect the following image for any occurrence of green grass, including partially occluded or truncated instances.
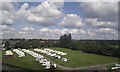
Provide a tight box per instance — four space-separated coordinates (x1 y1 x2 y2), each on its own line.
44 48 118 68
2 51 44 70
2 48 119 70
0 51 2 60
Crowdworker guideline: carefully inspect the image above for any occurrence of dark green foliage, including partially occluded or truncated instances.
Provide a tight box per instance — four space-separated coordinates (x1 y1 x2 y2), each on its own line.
4 41 11 49
69 41 81 50
14 41 23 48
13 39 59 49
73 40 119 57
3 37 119 57
59 34 72 48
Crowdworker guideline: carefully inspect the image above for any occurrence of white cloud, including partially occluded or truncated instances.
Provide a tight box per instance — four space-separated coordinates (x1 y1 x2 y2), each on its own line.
86 29 95 36
59 14 84 28
17 2 63 26
31 2 62 18
40 28 51 33
0 25 14 30
51 1 64 8
1 2 15 11
21 26 34 31
39 28 86 36
95 28 116 34
1 25 15 38
21 3 29 9
17 3 30 18
79 29 86 34
80 2 118 22
1 2 118 40
2 10 15 25
19 31 27 34
83 28 118 39
27 14 44 23
1 2 16 25
69 29 79 34
60 29 69 34
1 27 118 39
84 18 117 29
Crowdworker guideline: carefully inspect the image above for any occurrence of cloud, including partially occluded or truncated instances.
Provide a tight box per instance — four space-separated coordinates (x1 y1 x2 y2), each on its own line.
69 29 79 34
94 28 118 39
95 28 117 35
0 25 14 30
2 10 16 25
1 2 118 40
27 14 44 23
39 28 86 35
79 29 86 34
1 26 118 39
86 29 95 36
59 14 84 28
84 28 118 39
1 2 17 25
17 3 30 19
21 3 29 9
80 2 118 22
31 2 62 18
18 31 27 34
0 25 15 38
1 2 15 11
84 18 117 29
17 2 63 26
51 1 64 8
21 26 34 31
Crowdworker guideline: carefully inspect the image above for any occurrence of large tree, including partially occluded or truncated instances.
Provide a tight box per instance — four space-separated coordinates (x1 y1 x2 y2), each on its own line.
59 33 72 48
4 41 10 49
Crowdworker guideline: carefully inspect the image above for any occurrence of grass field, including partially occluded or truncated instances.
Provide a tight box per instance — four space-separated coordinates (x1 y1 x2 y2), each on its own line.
40 48 118 68
2 51 44 70
2 48 119 70
0 51 2 60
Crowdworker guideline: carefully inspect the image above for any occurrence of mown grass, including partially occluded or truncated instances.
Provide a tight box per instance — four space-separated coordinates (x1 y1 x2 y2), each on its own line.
2 51 44 70
0 51 2 60
2 48 119 70
43 47 118 68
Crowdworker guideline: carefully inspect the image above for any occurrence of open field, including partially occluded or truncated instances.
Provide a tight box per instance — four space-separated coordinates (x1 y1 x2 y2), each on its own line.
0 51 2 60
2 51 44 70
2 48 119 70
39 48 118 68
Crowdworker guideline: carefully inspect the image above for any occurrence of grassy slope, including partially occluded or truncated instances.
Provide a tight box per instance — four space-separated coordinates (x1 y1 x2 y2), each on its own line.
0 51 2 60
2 48 119 69
2 51 44 70
47 48 118 67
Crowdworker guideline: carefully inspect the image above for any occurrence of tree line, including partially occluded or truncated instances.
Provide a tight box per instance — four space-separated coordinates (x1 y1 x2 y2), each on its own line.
3 34 119 57
59 34 119 57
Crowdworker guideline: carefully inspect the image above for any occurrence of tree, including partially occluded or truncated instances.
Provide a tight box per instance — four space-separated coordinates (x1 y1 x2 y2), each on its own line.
59 33 72 48
4 41 10 49
14 42 23 48
70 41 81 50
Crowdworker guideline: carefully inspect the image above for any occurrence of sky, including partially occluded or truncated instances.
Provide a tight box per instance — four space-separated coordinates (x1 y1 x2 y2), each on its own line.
0 1 119 40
